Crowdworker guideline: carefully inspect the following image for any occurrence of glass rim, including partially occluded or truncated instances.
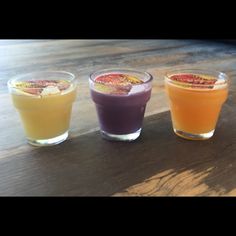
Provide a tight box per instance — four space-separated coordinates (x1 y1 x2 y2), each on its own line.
8 70 76 89
165 68 229 89
89 68 153 86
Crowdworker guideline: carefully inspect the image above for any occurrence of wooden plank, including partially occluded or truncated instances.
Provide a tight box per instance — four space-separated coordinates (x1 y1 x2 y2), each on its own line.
0 40 236 196
0 89 235 196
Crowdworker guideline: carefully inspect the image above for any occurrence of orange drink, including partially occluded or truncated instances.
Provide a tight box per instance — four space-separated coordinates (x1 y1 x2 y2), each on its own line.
165 69 229 140
8 71 77 146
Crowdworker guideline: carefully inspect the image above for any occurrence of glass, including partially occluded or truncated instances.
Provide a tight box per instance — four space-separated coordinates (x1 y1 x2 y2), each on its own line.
89 69 153 141
8 71 77 146
165 69 229 140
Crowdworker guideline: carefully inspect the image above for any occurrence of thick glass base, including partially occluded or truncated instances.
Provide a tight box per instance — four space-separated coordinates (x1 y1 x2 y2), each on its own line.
27 131 68 146
174 128 215 140
101 128 141 142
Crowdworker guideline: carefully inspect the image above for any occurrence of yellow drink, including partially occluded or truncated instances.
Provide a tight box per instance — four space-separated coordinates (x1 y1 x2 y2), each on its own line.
8 71 77 146
11 90 76 139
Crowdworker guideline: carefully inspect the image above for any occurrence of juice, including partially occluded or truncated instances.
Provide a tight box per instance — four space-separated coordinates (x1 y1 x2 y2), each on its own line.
165 71 229 140
8 71 77 146
89 69 153 141
11 88 76 140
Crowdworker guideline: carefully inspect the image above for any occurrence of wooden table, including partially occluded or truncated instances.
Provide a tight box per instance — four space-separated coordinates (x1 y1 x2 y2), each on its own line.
0 40 236 196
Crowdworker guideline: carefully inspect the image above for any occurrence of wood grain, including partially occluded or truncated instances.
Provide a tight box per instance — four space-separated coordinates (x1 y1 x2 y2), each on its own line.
0 40 236 196
0 97 235 196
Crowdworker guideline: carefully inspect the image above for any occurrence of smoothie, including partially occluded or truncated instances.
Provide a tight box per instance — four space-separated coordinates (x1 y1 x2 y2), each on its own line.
89 70 153 141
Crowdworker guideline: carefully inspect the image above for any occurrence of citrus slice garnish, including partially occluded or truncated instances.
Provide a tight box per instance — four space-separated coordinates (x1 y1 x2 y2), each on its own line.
13 80 71 96
94 73 143 94
169 73 217 89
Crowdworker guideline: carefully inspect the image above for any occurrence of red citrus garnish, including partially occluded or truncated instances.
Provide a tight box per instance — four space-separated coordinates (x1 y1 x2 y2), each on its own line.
14 80 70 95
170 73 217 88
95 74 128 85
22 88 43 95
95 73 143 94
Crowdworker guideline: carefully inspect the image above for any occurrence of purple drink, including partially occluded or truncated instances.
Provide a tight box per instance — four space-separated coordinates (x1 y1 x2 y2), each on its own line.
89 69 153 141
